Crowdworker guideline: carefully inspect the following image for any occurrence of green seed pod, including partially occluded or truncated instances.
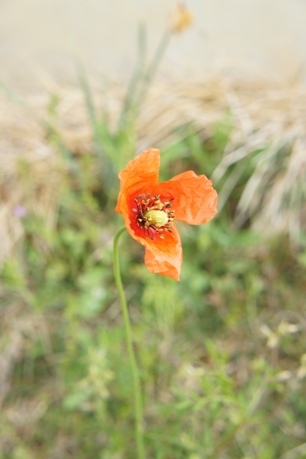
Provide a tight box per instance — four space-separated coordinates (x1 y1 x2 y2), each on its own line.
144 210 169 227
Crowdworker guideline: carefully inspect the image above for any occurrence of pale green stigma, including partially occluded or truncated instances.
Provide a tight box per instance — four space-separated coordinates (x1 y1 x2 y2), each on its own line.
144 210 169 228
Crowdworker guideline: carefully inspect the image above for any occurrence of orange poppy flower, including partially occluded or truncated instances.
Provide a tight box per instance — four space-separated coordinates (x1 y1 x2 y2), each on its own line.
115 148 218 281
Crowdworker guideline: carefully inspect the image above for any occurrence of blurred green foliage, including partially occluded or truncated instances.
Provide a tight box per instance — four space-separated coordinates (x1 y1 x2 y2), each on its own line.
0 99 305 459
1 26 306 452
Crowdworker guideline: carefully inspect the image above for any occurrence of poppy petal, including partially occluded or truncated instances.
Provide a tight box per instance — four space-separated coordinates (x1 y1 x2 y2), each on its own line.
157 171 218 225
116 198 182 281
143 226 182 281
115 148 160 214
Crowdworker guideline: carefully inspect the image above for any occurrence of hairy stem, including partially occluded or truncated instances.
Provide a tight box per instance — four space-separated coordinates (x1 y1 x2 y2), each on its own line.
113 226 145 459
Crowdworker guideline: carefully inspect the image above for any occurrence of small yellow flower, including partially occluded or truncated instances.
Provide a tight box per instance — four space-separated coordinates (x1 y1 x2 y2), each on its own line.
171 3 193 33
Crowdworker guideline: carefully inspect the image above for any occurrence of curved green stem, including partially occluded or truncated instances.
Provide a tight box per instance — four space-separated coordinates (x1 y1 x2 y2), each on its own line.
113 226 145 459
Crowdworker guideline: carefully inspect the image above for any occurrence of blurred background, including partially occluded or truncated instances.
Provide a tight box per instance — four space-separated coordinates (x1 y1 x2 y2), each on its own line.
1 0 306 87
1 1 306 459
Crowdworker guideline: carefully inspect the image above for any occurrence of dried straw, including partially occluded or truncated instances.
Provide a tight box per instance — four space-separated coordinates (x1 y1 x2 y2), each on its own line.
1 77 306 264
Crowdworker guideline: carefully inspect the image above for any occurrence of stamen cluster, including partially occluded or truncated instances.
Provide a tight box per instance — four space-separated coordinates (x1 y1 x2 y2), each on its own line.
133 193 175 239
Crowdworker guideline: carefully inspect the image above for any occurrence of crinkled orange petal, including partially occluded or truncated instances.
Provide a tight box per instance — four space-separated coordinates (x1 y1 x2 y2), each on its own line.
156 171 218 225
116 148 160 214
117 203 182 280
143 226 182 280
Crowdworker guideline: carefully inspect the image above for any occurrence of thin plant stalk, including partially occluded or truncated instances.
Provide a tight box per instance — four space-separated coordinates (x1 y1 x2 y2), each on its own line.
118 28 171 131
113 226 146 459
118 23 147 129
137 29 171 104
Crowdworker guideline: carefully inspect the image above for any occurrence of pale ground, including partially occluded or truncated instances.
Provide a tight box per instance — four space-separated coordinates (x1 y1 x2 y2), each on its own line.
0 0 306 89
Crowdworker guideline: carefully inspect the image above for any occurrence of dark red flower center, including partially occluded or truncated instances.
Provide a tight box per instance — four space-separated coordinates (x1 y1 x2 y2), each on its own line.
133 193 175 240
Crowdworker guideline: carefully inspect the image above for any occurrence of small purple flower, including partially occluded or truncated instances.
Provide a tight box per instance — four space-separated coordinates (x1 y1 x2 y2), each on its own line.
13 205 27 219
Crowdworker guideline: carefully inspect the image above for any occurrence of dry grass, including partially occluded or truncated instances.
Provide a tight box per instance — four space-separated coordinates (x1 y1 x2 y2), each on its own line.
1 77 306 264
